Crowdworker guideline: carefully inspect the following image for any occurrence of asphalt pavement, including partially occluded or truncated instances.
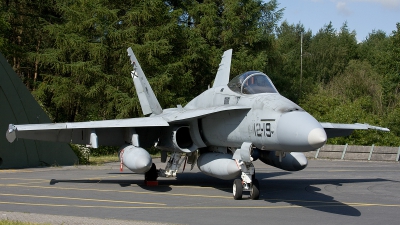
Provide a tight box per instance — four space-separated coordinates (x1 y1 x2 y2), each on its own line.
0 158 399 225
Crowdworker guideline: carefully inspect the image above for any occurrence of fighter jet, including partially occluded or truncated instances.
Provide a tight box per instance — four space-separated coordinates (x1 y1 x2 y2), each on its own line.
6 48 389 200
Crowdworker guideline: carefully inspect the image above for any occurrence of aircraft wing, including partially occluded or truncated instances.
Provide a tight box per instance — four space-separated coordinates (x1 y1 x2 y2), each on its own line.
6 105 250 146
6 117 169 146
320 122 390 138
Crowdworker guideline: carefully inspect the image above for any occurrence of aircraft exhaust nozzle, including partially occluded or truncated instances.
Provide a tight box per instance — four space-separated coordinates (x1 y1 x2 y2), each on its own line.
119 145 152 173
259 151 308 171
197 152 241 180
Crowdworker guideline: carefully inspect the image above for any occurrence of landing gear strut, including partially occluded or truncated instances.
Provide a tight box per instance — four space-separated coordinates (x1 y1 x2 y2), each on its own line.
158 152 187 178
144 152 192 185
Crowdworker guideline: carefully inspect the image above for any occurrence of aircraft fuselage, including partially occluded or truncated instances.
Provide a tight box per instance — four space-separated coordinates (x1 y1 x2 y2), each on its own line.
184 86 327 152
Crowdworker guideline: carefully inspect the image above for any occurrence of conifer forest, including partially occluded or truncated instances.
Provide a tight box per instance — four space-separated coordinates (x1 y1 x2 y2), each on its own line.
1 0 399 147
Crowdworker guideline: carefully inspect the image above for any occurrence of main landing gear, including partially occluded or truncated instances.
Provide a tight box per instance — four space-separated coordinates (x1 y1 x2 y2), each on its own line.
144 163 158 181
144 152 189 185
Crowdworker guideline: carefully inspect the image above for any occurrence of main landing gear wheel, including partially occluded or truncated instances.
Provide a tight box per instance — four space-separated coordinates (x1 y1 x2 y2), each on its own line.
145 163 158 181
233 179 243 200
250 179 260 200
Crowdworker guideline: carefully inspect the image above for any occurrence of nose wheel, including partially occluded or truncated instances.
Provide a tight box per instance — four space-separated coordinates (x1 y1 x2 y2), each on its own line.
233 179 243 200
232 178 260 200
232 142 260 200
250 179 260 200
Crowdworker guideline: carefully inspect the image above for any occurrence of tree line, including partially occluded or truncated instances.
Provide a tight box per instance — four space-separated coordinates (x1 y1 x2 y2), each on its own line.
1 0 399 146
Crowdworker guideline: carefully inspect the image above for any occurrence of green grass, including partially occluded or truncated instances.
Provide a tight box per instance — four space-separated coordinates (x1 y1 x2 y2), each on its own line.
87 151 161 165
88 154 119 165
0 220 50 225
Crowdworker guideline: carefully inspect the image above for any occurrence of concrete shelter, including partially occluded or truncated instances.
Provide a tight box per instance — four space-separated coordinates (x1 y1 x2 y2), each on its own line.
0 52 77 169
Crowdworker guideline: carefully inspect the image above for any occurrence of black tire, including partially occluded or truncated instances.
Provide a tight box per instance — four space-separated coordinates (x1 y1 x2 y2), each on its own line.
144 163 158 181
250 179 260 200
233 179 243 200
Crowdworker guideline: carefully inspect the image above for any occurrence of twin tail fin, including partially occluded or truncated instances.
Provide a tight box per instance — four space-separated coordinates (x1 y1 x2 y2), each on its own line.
127 47 162 115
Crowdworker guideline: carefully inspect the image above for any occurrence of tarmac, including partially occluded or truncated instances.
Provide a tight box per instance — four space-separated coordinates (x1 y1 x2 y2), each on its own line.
0 158 399 225
0 210 170 225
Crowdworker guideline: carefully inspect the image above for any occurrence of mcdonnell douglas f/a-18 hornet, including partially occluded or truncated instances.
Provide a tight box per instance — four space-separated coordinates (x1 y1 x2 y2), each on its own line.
6 48 389 200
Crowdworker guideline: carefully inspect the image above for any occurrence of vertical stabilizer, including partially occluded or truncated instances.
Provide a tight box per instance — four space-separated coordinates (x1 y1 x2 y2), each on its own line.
212 49 232 88
127 47 163 115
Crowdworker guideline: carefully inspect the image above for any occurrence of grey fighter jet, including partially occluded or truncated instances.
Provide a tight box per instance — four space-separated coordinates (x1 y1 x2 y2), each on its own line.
6 48 389 200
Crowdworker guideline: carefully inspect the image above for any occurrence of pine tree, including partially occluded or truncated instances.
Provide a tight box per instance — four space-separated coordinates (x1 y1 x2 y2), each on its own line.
273 21 312 101
167 0 283 97
34 0 187 121
0 0 58 89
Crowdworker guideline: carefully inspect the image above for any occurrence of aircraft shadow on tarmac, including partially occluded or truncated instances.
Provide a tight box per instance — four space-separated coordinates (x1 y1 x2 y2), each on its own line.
49 172 393 217
49 171 290 191
49 178 173 190
258 178 394 217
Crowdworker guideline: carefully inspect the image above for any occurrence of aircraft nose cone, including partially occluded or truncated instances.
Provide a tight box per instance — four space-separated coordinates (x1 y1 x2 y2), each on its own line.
308 128 327 148
276 111 327 152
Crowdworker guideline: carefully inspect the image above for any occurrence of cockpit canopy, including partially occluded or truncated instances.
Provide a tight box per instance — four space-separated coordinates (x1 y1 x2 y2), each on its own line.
227 71 278 94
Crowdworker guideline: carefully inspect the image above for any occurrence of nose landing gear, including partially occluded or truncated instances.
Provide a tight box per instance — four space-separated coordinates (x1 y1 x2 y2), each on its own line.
232 163 260 200
232 142 260 200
